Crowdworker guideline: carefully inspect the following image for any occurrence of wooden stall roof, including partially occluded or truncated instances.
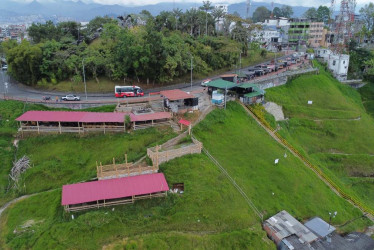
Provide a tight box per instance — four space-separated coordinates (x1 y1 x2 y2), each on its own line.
16 111 126 123
130 112 171 122
62 173 169 206
160 89 194 101
179 119 191 126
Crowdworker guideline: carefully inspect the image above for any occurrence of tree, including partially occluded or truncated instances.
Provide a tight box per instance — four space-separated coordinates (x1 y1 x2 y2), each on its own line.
6 40 42 85
316 6 330 24
211 6 225 33
280 5 293 18
359 3 374 34
200 1 214 36
173 8 183 30
28 21 59 43
303 8 317 19
252 6 271 23
273 7 282 18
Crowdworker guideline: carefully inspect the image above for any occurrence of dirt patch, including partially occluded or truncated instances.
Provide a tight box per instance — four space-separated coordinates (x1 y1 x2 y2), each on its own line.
264 102 285 121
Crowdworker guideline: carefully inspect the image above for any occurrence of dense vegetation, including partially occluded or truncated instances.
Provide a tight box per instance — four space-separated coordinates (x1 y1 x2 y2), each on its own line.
266 64 374 211
0 2 267 87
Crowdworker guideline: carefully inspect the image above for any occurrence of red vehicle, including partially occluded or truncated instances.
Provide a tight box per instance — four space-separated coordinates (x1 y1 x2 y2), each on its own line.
115 85 144 98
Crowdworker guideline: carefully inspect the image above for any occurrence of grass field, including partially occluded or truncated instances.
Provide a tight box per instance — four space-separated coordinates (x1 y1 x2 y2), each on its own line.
35 52 281 93
193 102 371 233
0 155 273 249
265 65 374 211
359 81 374 117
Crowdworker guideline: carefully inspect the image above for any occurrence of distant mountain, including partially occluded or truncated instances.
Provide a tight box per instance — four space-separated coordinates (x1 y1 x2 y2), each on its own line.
2 0 356 23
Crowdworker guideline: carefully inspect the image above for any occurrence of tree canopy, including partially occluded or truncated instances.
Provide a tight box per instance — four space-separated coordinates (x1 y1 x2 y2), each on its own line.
252 7 271 23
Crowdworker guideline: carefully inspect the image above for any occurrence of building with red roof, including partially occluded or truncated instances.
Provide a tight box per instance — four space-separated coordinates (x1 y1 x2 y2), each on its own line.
160 89 198 113
62 173 169 212
15 110 172 134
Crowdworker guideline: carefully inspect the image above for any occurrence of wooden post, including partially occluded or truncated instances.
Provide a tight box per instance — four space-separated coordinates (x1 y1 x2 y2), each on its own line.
37 121 40 134
156 145 159 169
104 122 106 134
125 154 129 176
133 121 135 130
114 157 118 177
96 161 99 178
138 161 141 174
152 120 154 127
180 123 182 131
188 124 191 135
100 162 103 177
58 121 62 134
78 122 80 134
20 121 24 138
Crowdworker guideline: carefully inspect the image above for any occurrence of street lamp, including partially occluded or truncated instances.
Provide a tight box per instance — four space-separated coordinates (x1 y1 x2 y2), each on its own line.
328 211 337 230
82 58 87 100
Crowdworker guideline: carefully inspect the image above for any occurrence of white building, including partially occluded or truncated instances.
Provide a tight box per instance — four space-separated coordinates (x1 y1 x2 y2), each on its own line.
315 49 350 81
263 17 290 27
327 54 350 81
253 26 281 45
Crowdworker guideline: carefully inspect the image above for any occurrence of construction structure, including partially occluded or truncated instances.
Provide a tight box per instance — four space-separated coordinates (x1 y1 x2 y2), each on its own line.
147 137 203 166
62 173 169 212
96 154 157 180
308 22 324 48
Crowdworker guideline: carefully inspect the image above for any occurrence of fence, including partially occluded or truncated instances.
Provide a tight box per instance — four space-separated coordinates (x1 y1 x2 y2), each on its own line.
243 102 374 218
97 157 157 180
20 125 125 134
147 137 203 166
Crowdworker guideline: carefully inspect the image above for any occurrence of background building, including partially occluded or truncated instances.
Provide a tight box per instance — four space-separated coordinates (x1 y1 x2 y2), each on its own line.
308 22 324 48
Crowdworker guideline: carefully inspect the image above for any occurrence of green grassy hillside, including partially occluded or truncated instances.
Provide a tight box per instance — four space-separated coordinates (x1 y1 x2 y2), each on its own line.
266 66 374 211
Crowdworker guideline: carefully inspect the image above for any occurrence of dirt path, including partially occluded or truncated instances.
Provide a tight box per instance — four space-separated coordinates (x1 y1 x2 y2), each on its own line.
313 117 361 122
238 102 374 222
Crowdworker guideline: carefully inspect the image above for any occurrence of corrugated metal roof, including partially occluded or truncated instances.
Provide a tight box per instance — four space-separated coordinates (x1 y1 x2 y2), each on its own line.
304 217 336 238
16 111 125 123
179 119 191 126
61 173 169 205
130 112 171 122
205 79 237 89
160 89 194 101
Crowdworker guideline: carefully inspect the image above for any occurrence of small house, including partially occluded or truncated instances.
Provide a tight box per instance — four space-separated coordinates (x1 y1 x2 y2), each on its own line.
161 89 198 113
237 83 265 105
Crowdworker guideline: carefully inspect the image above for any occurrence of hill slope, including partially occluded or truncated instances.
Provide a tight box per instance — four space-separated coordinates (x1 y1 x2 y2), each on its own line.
266 66 374 211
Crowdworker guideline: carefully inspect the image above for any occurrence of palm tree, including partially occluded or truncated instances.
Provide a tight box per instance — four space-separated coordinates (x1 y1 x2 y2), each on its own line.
200 1 214 36
212 7 225 33
186 8 199 36
173 8 183 31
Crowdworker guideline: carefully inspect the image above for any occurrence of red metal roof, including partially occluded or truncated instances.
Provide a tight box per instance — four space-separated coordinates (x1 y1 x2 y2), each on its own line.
160 89 194 101
130 112 171 122
179 119 191 126
16 111 125 123
62 173 169 206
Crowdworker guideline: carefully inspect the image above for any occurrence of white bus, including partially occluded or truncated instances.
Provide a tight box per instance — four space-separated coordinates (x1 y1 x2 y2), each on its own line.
115 85 144 98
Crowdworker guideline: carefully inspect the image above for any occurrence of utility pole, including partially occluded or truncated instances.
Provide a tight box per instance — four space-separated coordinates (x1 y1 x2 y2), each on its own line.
190 54 193 91
328 211 337 230
239 51 242 74
82 59 87 100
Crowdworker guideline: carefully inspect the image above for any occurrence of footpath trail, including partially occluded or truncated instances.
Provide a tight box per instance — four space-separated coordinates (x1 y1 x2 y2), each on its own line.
238 101 374 222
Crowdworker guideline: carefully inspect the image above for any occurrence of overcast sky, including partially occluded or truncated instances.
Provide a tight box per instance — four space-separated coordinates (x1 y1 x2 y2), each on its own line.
11 0 372 8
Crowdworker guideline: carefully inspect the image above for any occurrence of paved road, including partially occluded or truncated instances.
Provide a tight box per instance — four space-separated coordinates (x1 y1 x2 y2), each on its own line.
0 54 292 103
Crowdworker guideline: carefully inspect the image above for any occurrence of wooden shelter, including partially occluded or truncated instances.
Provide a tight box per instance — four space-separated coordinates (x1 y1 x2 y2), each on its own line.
62 173 169 212
129 112 172 130
16 111 127 134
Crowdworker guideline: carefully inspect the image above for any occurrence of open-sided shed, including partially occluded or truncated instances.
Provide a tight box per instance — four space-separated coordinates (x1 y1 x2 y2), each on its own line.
62 173 169 212
129 112 172 130
16 110 127 134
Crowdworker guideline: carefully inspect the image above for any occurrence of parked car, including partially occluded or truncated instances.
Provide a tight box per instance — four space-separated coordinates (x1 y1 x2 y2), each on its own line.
61 94 80 101
201 79 211 87
1 65 8 70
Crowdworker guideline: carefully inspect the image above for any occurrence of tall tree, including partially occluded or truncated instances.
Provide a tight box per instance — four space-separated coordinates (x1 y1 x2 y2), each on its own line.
316 6 330 24
280 5 293 18
252 6 271 23
303 8 317 19
273 7 282 18
359 3 374 34
200 1 214 36
173 8 183 30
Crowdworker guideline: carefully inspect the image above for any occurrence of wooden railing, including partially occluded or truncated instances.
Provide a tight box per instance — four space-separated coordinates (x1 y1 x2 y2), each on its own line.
20 125 125 134
147 137 203 166
133 121 172 130
97 157 157 180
